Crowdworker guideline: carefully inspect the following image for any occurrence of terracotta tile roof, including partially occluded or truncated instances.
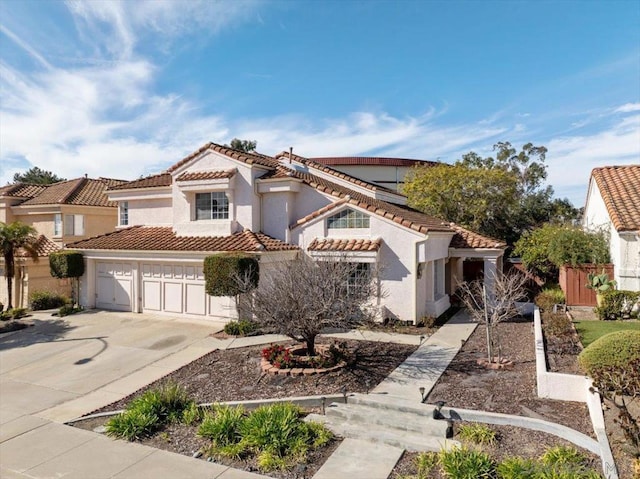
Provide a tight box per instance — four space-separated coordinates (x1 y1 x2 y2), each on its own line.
108 173 173 191
275 151 398 194
0 183 48 199
591 165 640 232
290 198 350 229
13 178 124 207
16 235 61 257
176 169 237 182
311 157 440 168
308 237 382 252
67 226 299 253
449 225 506 249
167 142 279 173
263 165 452 234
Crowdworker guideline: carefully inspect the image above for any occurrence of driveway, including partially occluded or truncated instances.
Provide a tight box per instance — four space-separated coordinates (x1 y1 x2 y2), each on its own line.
0 310 269 478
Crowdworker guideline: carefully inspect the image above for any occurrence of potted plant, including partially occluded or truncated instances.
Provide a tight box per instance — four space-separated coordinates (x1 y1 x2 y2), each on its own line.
586 270 616 306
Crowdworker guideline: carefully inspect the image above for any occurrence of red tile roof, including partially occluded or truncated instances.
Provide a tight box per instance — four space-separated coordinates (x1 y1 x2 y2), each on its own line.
291 198 350 229
311 157 440 168
16 235 61 257
67 226 299 253
591 165 640 232
167 142 278 173
449 225 506 249
176 169 237 182
0 183 48 199
308 238 381 252
275 151 398 194
6 178 124 207
108 173 172 191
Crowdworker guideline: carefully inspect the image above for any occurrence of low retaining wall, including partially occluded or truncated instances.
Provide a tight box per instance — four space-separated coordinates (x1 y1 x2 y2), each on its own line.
533 306 618 479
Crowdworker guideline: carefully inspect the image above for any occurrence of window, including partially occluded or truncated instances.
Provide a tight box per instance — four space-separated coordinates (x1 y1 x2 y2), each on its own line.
54 214 62 236
119 201 129 226
346 263 371 297
327 208 370 229
63 214 84 236
195 192 229 220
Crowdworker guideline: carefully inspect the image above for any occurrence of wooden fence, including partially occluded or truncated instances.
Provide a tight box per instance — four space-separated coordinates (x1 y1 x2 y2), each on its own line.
559 264 614 307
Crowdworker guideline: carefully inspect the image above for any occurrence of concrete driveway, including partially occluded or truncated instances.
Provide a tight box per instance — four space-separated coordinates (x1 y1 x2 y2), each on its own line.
0 310 268 478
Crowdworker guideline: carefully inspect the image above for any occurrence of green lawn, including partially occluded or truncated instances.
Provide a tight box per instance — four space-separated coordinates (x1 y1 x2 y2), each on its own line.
573 320 640 348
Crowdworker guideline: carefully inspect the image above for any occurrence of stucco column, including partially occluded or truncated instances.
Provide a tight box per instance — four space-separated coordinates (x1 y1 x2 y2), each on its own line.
484 257 499 297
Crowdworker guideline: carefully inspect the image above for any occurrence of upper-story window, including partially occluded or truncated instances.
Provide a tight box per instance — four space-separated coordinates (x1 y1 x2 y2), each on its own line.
327 208 370 229
54 214 62 236
119 201 129 226
195 192 229 220
64 214 84 236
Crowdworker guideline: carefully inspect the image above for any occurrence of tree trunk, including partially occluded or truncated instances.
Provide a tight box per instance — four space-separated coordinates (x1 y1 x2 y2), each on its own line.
6 276 13 310
305 336 316 356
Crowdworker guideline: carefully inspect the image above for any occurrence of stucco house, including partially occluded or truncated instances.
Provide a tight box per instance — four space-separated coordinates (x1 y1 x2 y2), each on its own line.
68 142 506 323
583 165 640 291
0 177 124 307
311 156 440 192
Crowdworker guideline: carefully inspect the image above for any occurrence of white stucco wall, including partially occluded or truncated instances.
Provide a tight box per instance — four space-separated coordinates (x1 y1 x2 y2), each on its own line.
126 198 173 226
584 180 640 291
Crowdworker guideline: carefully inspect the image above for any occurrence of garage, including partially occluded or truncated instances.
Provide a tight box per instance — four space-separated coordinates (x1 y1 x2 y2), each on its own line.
96 261 133 311
141 263 209 316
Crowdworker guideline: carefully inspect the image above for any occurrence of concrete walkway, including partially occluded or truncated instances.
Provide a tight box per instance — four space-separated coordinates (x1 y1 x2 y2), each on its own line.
312 309 476 479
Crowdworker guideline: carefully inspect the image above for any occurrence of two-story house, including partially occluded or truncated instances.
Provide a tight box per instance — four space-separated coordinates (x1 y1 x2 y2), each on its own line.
0 177 124 307
68 143 506 323
583 165 640 291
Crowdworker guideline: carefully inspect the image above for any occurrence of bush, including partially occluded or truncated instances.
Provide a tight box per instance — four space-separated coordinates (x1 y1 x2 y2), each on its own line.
58 305 83 317
543 313 574 338
49 251 84 278
414 452 439 478
224 319 258 336
2 308 28 320
578 330 640 379
457 423 497 446
496 457 537 479
203 253 259 297
535 286 565 312
105 383 195 440
595 290 640 320
181 402 203 426
198 405 246 449
30 290 68 310
439 446 495 479
539 446 586 467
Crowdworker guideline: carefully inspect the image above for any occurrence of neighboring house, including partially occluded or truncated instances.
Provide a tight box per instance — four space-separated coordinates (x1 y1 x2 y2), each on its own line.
311 156 440 192
0 177 125 307
68 142 506 323
583 165 640 291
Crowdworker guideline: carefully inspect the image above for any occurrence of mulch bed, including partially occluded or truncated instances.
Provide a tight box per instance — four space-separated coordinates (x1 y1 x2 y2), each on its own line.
426 319 594 437
393 423 602 479
73 338 416 478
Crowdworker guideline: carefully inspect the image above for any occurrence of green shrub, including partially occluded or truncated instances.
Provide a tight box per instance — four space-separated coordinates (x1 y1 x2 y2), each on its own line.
223 319 258 336
439 446 495 479
29 290 69 310
106 383 195 440
540 446 586 467
198 405 246 448
457 423 497 446
4 308 28 320
496 457 537 479
578 330 640 379
49 251 84 278
543 313 574 338
181 402 203 425
105 409 159 441
203 253 259 297
535 286 565 312
240 403 306 458
58 305 83 317
595 290 640 320
414 451 439 478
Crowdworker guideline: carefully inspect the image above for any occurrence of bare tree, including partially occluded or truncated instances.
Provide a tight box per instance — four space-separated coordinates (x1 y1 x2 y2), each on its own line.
457 272 528 363
242 256 380 356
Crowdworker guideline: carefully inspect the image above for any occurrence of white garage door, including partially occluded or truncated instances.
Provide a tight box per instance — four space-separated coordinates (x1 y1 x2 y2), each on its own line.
96 262 133 311
141 263 207 316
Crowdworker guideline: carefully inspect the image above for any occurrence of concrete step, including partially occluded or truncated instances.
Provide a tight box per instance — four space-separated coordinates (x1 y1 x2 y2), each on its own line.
348 392 442 416
325 402 448 437
306 413 459 452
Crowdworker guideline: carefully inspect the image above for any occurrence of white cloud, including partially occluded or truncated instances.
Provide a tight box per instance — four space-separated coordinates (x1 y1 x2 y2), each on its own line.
615 102 640 113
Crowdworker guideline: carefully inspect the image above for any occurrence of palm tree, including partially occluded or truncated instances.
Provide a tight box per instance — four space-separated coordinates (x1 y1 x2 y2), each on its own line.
0 222 39 310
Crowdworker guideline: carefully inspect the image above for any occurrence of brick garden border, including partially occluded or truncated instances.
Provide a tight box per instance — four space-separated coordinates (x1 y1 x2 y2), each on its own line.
260 344 347 376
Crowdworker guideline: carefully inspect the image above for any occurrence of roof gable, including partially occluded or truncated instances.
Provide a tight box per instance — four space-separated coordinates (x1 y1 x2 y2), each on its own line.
591 165 640 232
7 178 124 207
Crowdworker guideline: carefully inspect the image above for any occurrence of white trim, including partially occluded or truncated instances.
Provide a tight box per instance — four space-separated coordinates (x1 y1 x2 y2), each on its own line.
448 247 504 258
108 188 172 201
308 250 379 262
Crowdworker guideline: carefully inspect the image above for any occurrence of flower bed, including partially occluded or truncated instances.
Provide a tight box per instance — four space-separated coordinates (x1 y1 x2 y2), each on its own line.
260 343 348 376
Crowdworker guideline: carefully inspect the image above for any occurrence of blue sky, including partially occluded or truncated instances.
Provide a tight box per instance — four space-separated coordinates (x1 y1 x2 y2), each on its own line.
0 0 638 207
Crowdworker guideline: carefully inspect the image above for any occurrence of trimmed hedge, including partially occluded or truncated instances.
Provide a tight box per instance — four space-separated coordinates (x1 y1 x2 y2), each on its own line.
578 330 640 377
49 251 84 278
595 290 640 320
30 290 68 310
204 253 259 297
